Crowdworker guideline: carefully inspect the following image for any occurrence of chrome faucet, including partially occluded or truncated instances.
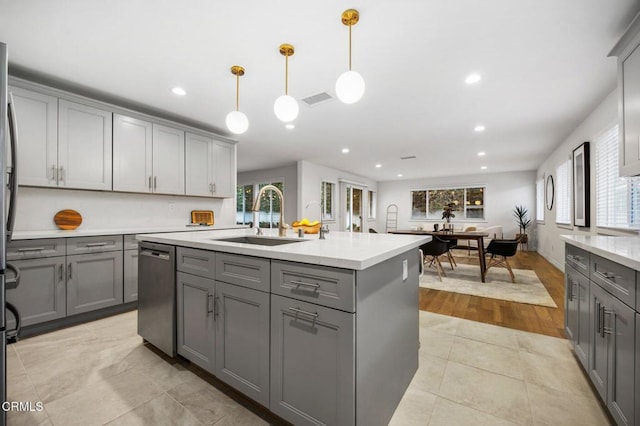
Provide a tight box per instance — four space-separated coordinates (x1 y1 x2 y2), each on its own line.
305 200 326 240
252 184 287 237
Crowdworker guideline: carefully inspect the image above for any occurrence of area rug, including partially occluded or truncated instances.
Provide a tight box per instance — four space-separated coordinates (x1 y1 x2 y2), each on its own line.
420 263 558 308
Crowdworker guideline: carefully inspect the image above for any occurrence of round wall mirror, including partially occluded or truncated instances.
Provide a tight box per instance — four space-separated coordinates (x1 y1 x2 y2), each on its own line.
546 175 554 210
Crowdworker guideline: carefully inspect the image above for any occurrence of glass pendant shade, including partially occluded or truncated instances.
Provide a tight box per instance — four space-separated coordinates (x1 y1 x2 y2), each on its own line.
225 110 249 134
335 70 365 104
273 94 299 123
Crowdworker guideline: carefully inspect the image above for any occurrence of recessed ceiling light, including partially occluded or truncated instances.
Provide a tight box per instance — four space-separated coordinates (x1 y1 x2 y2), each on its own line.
477 152 486 156
342 148 350 154
474 125 485 132
375 164 382 168
397 173 403 177
285 124 295 130
465 73 481 84
171 87 186 96
481 166 488 170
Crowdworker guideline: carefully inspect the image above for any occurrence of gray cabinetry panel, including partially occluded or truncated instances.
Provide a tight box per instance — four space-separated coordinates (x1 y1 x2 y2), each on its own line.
216 253 270 292
7 238 65 260
565 264 590 369
5 257 66 327
271 260 355 312
636 313 639 425
124 249 138 303
590 282 609 401
565 266 579 343
66 235 123 255
177 272 215 373
177 247 216 280
607 293 635 426
215 281 270 406
591 254 636 309
123 234 139 251
67 251 124 315
270 294 355 426
566 245 590 277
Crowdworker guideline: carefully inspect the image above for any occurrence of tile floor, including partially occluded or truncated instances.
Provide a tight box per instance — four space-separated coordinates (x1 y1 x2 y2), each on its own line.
6 310 612 425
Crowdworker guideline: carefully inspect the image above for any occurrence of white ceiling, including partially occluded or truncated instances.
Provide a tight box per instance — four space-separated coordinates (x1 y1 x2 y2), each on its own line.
1 1 639 181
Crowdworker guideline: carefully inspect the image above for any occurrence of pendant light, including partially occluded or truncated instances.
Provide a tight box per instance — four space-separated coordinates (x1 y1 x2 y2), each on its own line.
225 65 249 135
335 9 365 104
274 44 299 123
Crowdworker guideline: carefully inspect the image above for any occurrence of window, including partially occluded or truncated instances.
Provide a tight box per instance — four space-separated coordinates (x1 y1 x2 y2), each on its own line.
236 184 253 225
595 124 640 229
321 181 335 221
367 190 376 219
536 177 544 221
555 159 572 225
410 187 485 220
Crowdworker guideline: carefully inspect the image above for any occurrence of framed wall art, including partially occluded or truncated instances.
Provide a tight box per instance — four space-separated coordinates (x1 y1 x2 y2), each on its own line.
572 142 590 227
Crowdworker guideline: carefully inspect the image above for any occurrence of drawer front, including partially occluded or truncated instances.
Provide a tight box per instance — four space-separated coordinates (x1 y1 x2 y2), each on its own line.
566 244 590 277
124 234 139 251
591 254 636 309
66 235 123 255
271 260 355 312
177 247 216 280
215 253 270 292
7 238 66 260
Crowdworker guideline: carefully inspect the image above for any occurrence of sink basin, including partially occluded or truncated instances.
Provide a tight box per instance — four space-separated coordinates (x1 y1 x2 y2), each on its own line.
213 236 305 246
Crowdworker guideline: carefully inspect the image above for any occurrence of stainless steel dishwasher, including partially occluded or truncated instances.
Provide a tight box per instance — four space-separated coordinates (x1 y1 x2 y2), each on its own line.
138 242 176 357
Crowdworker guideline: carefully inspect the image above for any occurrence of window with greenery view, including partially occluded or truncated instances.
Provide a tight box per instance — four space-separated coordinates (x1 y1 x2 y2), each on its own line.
321 181 335 221
236 181 284 228
555 159 572 225
236 184 253 225
410 187 485 220
368 190 376 219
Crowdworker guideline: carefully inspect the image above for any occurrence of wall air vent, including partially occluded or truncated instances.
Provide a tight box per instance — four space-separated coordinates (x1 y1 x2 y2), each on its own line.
400 156 417 160
302 92 333 107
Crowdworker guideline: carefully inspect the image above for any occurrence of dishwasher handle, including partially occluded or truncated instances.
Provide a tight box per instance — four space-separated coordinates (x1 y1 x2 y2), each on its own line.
140 248 171 261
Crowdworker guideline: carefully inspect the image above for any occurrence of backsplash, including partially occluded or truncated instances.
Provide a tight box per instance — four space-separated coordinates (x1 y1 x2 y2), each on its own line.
15 187 234 231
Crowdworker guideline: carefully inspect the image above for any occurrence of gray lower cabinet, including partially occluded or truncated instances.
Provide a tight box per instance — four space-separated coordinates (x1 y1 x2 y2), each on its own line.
589 281 636 426
124 249 138 303
565 264 590 369
270 293 355 426
66 251 124 315
176 271 215 372
214 281 270 406
5 256 66 327
636 313 640 423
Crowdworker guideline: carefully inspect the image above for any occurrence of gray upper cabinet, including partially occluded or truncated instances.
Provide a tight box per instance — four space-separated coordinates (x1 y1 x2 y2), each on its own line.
270 293 355 426
212 140 235 198
113 114 153 193
610 13 640 176
66 250 124 315
58 99 113 190
5 256 66 327
177 271 215 373
152 124 185 195
215 281 270 406
9 86 58 187
185 133 236 198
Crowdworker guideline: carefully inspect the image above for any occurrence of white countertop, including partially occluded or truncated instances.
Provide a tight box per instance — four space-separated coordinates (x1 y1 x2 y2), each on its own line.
11 224 247 240
137 228 430 270
561 235 640 271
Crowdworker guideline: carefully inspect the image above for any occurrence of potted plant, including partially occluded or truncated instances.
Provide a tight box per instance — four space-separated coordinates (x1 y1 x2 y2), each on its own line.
442 202 456 230
513 205 531 247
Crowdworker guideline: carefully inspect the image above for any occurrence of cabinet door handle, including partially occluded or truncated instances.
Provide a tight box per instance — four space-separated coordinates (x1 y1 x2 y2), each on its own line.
288 307 319 319
58 166 65 184
50 165 57 182
206 292 213 314
214 294 219 319
595 270 617 282
595 301 601 336
212 183 216 193
290 280 321 290
59 264 63 281
68 263 72 280
602 309 614 336
154 176 157 190
85 242 108 247
209 183 213 194
148 176 152 190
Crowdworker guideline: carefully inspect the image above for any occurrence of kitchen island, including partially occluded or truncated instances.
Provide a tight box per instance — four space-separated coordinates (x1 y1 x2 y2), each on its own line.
137 228 429 426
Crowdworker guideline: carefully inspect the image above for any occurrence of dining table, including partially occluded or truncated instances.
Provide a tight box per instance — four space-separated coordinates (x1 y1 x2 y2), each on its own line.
390 229 490 282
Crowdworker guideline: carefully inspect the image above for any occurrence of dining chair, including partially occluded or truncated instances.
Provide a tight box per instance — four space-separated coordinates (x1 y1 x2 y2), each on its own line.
484 236 521 283
420 236 451 281
463 225 477 255
368 228 378 233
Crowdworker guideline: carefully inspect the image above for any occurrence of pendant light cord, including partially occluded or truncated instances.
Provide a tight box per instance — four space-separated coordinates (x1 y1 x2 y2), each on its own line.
348 23 352 71
285 53 289 95
236 73 240 111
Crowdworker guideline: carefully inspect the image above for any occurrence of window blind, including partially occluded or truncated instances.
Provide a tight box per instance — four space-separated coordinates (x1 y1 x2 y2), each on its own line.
536 177 544 221
556 159 572 224
595 124 640 229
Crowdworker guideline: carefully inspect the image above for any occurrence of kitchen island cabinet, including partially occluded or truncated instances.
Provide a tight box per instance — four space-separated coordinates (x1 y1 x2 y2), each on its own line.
138 229 428 426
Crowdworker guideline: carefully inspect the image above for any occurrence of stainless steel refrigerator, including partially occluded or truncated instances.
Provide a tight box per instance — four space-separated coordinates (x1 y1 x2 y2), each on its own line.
1 41 20 426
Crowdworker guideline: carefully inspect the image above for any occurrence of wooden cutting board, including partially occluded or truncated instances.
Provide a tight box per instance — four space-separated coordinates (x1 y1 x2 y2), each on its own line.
54 209 82 230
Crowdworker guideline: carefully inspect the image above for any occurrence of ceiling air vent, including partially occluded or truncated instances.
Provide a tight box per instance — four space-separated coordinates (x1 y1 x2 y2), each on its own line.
302 92 333 107
400 156 417 160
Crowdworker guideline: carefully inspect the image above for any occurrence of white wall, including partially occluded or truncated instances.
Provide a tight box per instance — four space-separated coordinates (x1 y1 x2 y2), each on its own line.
297 160 378 232
535 89 639 270
376 171 537 241
237 164 298 227
15 187 234 231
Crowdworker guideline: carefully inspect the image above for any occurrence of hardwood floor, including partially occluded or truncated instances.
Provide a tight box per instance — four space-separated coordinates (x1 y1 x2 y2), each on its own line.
419 249 567 338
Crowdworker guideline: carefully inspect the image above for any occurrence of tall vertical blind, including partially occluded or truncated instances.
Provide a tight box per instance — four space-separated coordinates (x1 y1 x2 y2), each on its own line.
595 124 640 229
536 177 544 221
556 159 572 224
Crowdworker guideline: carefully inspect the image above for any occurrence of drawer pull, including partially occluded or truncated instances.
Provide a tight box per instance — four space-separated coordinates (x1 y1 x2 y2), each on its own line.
17 247 45 252
595 270 616 282
290 279 320 290
288 307 319 319
85 242 108 247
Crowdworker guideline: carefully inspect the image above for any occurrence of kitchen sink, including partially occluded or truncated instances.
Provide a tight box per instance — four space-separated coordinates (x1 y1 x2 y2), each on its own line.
213 236 305 246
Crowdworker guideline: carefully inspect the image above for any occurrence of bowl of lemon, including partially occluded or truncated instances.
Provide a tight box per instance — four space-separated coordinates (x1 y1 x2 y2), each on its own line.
291 218 321 234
